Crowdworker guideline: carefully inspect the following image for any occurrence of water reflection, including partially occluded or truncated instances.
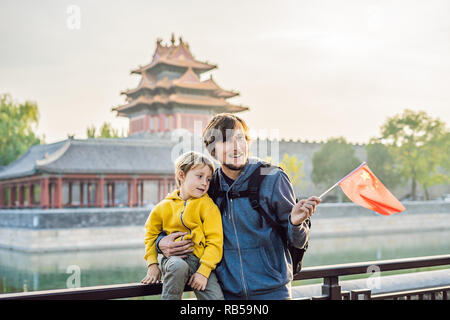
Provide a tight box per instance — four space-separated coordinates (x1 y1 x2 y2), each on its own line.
1 230 449 294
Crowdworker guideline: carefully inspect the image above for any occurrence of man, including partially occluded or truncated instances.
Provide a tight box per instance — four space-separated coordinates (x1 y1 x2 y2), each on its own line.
157 113 321 299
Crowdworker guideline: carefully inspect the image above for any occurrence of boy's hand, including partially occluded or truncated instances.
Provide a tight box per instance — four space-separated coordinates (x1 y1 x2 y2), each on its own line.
187 272 208 291
141 264 161 284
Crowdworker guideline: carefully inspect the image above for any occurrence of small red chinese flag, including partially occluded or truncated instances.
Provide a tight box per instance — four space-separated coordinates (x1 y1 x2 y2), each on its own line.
338 163 406 216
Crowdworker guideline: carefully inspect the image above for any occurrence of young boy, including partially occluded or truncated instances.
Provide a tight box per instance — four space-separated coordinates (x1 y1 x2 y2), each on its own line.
141 151 224 300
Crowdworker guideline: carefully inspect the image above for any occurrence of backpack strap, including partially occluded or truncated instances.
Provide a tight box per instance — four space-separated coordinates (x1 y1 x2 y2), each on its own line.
207 168 221 201
208 168 227 215
247 162 289 243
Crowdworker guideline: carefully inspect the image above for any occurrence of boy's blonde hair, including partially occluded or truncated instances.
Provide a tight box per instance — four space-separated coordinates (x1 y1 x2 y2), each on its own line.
174 151 215 188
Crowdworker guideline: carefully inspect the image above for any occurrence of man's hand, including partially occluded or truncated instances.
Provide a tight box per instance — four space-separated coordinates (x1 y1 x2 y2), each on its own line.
158 232 194 258
290 196 321 226
188 272 208 291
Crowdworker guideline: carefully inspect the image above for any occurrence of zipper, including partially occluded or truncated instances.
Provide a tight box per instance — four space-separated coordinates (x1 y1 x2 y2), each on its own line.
222 170 249 299
180 200 191 240
229 197 249 299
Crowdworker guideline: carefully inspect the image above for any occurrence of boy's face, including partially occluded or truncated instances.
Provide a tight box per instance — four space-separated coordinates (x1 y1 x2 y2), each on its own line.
179 164 213 199
213 124 249 171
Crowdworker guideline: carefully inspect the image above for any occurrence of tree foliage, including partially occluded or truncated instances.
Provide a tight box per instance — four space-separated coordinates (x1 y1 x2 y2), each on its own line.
377 109 449 200
365 139 404 190
278 153 305 188
311 137 361 202
0 93 42 166
86 122 123 138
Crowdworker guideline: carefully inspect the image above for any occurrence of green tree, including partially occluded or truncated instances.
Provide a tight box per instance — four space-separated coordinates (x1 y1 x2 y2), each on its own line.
86 122 121 138
278 153 306 188
378 109 449 200
311 137 361 202
86 125 96 138
0 93 42 166
415 129 450 199
365 139 404 190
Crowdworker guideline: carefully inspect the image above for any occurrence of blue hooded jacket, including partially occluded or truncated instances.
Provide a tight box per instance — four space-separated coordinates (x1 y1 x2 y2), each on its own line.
212 157 310 299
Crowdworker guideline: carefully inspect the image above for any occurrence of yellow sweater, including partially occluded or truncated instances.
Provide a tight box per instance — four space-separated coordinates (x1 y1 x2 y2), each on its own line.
144 189 223 278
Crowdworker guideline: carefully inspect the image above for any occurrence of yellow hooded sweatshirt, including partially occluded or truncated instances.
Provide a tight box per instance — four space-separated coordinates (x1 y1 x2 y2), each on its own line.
144 189 223 278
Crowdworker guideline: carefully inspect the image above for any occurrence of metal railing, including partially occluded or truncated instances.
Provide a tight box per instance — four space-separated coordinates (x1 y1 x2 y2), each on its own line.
0 254 449 300
292 254 450 300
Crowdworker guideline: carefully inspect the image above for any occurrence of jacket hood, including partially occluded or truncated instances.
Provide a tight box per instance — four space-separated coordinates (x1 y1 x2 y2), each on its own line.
165 189 182 201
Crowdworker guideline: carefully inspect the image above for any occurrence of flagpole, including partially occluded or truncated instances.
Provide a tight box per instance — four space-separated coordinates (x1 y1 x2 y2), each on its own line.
318 182 339 199
318 162 367 199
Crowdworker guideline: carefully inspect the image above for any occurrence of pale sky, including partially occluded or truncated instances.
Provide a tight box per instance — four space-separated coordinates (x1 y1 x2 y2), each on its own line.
1 0 449 144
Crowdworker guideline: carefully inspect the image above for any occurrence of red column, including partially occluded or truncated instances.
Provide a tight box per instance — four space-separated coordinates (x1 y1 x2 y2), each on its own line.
17 184 24 208
106 183 111 207
95 180 99 207
68 182 72 206
112 183 115 207
174 113 181 129
55 177 63 209
163 178 168 198
140 181 144 206
87 183 91 207
31 184 36 207
127 180 132 207
27 183 32 207
133 178 138 207
49 182 53 208
40 178 49 209
0 184 4 208
80 182 84 207
96 177 104 208
10 185 14 208
159 114 164 132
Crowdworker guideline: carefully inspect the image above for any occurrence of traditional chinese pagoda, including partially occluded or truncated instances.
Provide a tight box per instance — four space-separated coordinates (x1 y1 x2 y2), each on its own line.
113 33 247 135
0 34 248 209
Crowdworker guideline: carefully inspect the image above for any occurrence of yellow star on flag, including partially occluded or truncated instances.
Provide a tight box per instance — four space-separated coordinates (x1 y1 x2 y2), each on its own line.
360 171 370 182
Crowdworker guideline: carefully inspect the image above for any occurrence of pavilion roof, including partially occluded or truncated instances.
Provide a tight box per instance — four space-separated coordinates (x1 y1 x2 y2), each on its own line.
121 69 239 99
131 36 216 75
112 93 248 116
0 137 180 180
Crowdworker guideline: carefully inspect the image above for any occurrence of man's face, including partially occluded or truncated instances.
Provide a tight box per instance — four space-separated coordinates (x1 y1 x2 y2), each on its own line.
213 124 249 171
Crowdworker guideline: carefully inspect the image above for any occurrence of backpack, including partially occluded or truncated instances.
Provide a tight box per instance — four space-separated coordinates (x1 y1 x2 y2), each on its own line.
208 162 310 275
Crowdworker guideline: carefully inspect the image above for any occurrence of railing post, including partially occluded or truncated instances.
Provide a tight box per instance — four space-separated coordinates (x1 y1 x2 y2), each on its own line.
322 276 341 300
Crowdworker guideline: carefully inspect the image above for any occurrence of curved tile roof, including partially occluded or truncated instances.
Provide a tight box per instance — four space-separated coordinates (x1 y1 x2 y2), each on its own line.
0 136 182 180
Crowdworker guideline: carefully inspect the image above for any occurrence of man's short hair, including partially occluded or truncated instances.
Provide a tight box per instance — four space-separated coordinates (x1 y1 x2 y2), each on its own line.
202 113 250 158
